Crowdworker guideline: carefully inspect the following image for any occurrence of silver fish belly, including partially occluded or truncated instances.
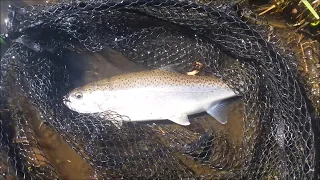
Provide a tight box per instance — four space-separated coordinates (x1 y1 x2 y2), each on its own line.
107 86 235 125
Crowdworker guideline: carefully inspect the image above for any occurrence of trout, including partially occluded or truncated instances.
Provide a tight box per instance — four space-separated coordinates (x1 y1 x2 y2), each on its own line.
63 69 239 126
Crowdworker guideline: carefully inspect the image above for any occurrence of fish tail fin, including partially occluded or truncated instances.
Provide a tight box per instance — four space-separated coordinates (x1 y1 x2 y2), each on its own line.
206 96 241 124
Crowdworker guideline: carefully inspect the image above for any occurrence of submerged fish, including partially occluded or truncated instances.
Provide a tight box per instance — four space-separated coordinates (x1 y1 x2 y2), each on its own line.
63 69 239 126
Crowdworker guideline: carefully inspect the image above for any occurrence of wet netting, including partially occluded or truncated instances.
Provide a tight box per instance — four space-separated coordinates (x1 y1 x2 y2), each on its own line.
0 0 319 179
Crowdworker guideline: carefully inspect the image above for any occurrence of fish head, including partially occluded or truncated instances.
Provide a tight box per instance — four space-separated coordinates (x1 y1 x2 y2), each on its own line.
63 85 110 113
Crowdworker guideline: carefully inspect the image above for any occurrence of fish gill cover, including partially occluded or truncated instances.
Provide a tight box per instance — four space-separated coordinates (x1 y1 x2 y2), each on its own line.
0 0 319 179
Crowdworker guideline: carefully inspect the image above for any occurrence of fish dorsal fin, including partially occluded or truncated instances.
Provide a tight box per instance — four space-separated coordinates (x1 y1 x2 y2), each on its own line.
206 98 238 124
168 114 190 126
157 63 185 73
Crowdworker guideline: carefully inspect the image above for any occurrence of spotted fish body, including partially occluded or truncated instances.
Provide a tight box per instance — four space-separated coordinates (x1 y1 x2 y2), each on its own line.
63 70 238 126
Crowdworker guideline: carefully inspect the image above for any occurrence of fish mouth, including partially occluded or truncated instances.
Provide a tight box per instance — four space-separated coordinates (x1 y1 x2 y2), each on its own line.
62 96 85 113
63 96 71 104
62 96 77 112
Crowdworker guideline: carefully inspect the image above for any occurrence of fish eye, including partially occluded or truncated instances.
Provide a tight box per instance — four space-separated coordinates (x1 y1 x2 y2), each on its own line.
74 92 83 99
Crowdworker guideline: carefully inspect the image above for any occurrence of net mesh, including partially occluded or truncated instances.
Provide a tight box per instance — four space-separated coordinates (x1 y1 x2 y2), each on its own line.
0 0 319 179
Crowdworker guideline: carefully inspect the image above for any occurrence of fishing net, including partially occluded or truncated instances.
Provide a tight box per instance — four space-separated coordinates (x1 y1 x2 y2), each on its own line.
0 0 319 179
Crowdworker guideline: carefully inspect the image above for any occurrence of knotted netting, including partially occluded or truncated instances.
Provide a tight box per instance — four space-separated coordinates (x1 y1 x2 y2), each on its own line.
0 0 319 179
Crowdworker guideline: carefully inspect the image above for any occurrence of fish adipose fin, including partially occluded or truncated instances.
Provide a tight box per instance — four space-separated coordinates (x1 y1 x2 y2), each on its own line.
168 114 190 126
206 97 241 124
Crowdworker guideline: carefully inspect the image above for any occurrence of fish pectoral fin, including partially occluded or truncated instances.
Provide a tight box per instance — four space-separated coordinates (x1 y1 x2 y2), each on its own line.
206 97 240 124
99 113 124 129
168 114 190 126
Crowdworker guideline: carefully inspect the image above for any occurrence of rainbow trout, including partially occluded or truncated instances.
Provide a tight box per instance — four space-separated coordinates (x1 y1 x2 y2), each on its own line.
63 70 238 126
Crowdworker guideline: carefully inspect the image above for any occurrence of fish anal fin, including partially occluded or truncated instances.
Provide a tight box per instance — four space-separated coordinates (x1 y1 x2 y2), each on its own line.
168 114 190 126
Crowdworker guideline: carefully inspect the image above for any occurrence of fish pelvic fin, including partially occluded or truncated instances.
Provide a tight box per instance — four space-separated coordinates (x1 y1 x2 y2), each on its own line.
206 96 241 124
168 114 190 126
111 120 123 129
